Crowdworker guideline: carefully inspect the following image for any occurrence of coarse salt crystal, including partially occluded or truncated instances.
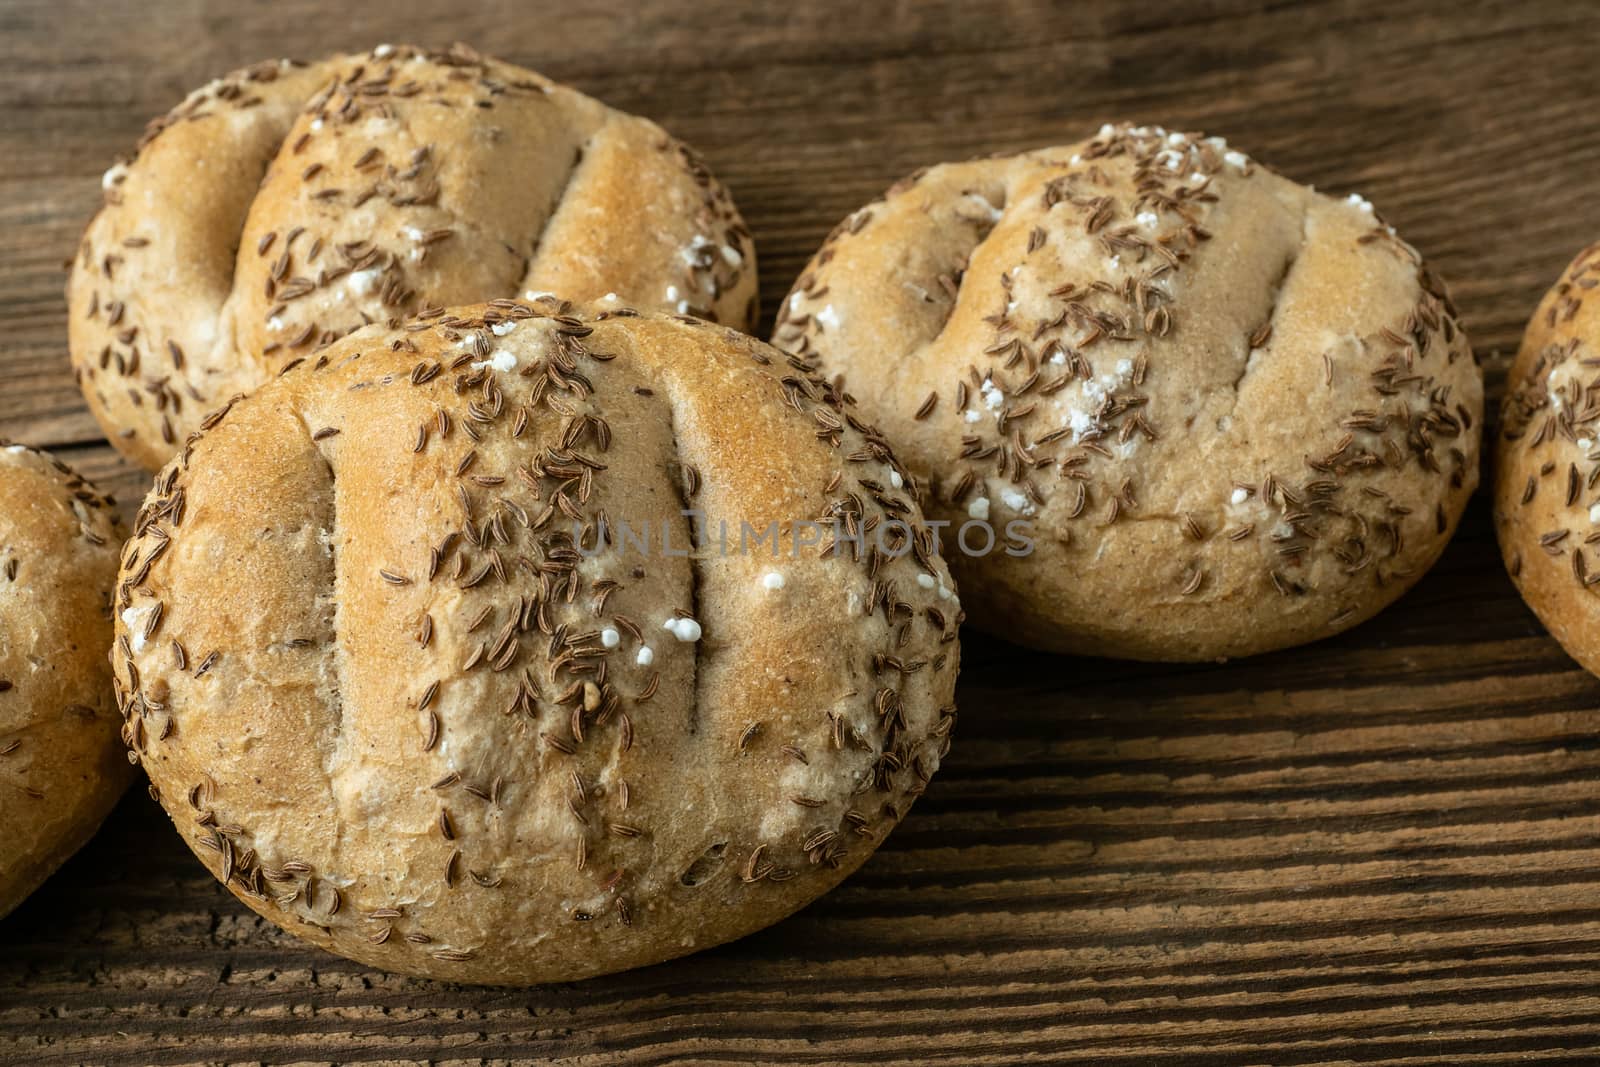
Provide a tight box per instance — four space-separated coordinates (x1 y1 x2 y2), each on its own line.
121 605 152 653
663 617 702 642
1000 488 1034 515
347 268 382 296
469 351 517 373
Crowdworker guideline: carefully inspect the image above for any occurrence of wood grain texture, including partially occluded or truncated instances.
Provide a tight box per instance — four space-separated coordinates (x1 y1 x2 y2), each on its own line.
4 0 1600 1063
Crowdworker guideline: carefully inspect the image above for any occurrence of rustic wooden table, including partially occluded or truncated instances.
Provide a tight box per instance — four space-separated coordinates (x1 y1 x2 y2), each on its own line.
4 0 1600 1063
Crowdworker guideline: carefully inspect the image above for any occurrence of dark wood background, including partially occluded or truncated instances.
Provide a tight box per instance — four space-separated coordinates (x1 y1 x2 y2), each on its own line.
4 1 1600 1063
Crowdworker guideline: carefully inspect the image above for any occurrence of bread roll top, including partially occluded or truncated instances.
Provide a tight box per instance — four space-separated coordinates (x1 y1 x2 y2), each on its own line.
71 44 757 471
776 124 1483 659
0 443 128 917
1495 241 1600 673
114 302 960 984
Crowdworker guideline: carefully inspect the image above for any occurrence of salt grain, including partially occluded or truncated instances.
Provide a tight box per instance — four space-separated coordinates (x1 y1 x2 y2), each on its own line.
662 617 702 642
469 351 517 373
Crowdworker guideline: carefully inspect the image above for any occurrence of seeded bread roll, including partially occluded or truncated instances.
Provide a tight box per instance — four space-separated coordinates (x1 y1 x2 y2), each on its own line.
0 443 128 918
70 42 758 473
774 124 1483 660
112 300 960 984
1494 242 1600 674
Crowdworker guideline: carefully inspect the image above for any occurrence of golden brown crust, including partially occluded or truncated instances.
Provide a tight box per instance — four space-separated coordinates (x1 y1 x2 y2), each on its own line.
112 301 960 984
70 43 758 472
0 443 129 918
1494 241 1600 674
773 124 1483 660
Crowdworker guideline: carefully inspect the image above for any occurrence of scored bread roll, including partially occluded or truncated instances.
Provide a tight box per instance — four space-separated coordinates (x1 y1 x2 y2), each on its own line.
70 42 757 472
774 123 1483 661
1495 241 1600 674
112 300 961 984
0 443 129 918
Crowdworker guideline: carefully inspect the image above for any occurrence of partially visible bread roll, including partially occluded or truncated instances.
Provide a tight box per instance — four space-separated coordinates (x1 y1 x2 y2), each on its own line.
0 443 128 918
1495 241 1600 674
113 300 960 984
774 124 1483 660
70 43 758 472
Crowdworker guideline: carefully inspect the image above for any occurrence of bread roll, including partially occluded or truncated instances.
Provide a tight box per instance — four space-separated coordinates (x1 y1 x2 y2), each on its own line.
70 43 757 472
0 443 128 917
774 124 1482 660
112 300 960 984
1495 241 1600 673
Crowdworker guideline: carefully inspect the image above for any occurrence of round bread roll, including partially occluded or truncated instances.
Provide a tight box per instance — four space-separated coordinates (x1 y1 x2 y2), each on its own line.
0 442 128 918
774 124 1483 660
1494 241 1600 674
112 300 960 984
70 42 758 473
